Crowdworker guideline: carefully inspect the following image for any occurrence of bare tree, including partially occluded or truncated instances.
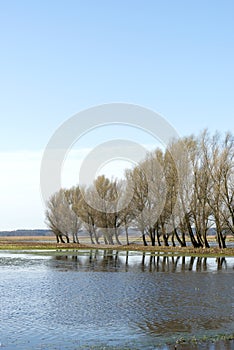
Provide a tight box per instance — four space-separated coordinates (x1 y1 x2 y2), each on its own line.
126 149 167 246
77 186 100 244
189 132 212 247
169 138 203 247
45 130 234 248
45 188 82 243
163 149 185 246
205 132 234 247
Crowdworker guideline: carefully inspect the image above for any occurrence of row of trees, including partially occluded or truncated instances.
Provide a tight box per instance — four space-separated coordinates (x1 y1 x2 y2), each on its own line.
45 130 234 248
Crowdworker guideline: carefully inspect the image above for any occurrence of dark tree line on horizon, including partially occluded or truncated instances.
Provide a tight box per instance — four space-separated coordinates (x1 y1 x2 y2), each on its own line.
45 130 234 249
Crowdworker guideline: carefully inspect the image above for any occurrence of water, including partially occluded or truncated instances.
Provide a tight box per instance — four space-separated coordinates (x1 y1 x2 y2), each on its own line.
0 250 233 350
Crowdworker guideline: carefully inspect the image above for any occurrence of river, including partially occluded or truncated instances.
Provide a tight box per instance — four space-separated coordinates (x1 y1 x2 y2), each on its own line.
0 250 233 350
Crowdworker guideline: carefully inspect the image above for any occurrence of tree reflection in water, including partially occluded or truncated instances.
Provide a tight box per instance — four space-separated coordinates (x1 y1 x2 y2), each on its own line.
50 250 233 273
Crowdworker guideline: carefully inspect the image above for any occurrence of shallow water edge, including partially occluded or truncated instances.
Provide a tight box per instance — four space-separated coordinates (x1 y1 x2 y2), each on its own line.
0 249 233 350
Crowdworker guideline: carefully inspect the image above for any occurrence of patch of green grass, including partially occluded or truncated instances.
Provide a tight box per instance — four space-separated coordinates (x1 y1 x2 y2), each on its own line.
0 239 234 257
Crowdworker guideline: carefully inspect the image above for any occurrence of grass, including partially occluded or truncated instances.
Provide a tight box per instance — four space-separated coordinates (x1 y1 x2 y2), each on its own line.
0 236 234 256
175 333 234 348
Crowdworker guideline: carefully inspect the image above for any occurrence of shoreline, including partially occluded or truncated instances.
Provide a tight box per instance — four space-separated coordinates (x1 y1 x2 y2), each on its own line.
0 236 234 256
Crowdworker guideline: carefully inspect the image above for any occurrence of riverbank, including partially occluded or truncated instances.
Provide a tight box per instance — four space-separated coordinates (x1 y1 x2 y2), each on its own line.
0 236 234 256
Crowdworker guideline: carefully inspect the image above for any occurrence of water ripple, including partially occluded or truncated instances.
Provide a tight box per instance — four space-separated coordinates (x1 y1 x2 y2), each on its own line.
0 250 233 350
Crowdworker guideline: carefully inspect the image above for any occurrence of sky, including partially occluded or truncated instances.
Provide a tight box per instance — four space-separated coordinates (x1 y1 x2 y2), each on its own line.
0 0 233 230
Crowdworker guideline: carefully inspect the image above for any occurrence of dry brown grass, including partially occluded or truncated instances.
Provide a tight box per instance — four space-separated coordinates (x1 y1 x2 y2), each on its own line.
0 235 234 256
0 235 55 242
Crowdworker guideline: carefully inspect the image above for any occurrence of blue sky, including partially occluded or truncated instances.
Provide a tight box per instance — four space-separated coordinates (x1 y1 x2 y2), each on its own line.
0 0 233 229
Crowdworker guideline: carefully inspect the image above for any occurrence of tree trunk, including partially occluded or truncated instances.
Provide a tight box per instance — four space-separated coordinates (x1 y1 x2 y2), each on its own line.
114 228 122 245
163 234 169 246
161 223 169 246
202 233 210 248
195 230 204 248
149 227 155 246
125 226 129 245
103 235 108 245
60 235 65 243
89 231 95 244
73 232 79 244
216 220 227 248
219 232 226 248
181 231 186 246
171 232 176 247
174 228 186 247
93 228 99 244
156 227 161 246
142 233 148 246
185 214 201 248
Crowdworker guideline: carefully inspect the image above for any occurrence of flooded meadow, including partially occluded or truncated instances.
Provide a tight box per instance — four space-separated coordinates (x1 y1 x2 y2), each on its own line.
0 250 233 350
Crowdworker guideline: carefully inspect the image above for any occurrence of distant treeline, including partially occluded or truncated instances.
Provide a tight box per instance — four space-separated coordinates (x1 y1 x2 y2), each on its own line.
45 130 234 248
0 229 53 237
